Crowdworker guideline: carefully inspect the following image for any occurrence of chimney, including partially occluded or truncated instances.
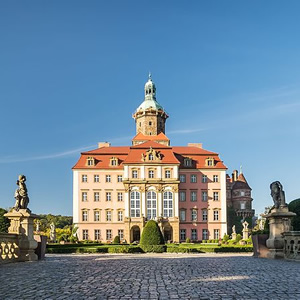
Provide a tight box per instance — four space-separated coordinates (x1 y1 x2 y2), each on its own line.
98 142 111 148
188 143 202 148
232 170 238 182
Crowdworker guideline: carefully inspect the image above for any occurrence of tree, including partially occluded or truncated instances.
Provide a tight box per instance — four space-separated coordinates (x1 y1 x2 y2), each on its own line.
288 198 300 231
0 208 10 233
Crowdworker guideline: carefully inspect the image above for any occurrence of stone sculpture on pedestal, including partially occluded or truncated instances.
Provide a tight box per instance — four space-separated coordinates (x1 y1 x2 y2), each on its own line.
4 175 38 261
242 221 249 240
266 181 296 259
232 225 236 240
50 222 56 243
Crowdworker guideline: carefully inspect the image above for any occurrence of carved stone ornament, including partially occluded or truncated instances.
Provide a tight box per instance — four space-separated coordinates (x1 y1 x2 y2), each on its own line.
270 181 286 209
14 175 30 211
142 147 162 162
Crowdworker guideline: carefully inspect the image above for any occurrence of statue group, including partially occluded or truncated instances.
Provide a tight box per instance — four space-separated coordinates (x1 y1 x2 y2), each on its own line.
14 175 30 211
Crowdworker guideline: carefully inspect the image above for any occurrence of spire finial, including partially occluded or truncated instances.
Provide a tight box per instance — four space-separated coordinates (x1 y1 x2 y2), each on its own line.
240 165 243 174
148 72 152 80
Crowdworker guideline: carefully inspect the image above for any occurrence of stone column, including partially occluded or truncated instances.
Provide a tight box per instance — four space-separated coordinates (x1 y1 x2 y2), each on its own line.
242 228 249 240
266 206 296 259
4 209 38 262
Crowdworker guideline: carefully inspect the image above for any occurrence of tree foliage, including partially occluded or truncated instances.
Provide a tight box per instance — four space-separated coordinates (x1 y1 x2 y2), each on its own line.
140 220 164 246
34 214 73 232
288 198 300 231
0 208 10 233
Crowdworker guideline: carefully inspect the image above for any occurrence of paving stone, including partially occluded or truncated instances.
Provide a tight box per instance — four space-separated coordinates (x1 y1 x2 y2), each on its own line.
0 253 299 299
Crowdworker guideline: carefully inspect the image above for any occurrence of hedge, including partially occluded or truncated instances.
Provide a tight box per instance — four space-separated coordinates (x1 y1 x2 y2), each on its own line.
140 245 166 253
167 245 253 253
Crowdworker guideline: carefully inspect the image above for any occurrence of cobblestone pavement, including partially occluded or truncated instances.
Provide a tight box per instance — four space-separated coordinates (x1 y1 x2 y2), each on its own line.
0 253 300 300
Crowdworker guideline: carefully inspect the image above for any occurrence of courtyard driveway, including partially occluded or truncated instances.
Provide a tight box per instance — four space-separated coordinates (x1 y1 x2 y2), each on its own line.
0 253 299 300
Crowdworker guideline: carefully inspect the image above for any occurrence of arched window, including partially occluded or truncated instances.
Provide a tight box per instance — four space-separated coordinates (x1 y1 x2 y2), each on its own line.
163 191 173 217
147 191 157 220
130 191 140 217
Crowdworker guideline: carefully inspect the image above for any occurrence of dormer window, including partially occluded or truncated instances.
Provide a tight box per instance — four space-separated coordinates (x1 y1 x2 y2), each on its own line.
206 157 215 167
149 154 154 161
184 158 192 167
110 157 118 166
87 157 95 166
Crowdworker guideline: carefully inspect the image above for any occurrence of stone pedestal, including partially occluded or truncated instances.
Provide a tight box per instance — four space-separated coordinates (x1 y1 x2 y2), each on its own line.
232 232 236 240
4 209 38 262
243 229 249 240
266 206 296 259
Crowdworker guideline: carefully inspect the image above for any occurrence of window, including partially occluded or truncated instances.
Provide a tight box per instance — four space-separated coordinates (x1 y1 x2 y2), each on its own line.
179 191 186 202
149 121 152 126
106 229 112 240
179 174 186 183
190 191 197 202
106 211 112 222
94 192 100 202
148 170 154 178
106 175 111 182
213 192 219 201
180 229 186 241
111 159 117 166
82 192 88 202
82 211 88 222
106 192 111 201
202 175 207 183
130 191 141 217
117 192 123 201
190 175 197 183
202 210 208 221
87 157 94 166
94 211 100 222
118 229 124 240
165 170 171 178
202 191 208 202
147 191 157 220
82 175 87 182
132 170 138 178
213 210 219 221
241 191 245 196
191 209 197 222
82 229 88 240
202 229 208 240
94 229 101 241
117 175 123 182
214 229 220 240
163 191 173 217
213 175 219 183
118 211 123 221
180 209 186 221
206 158 214 167
94 175 99 182
184 158 192 167
240 202 246 209
191 229 197 241
149 154 154 161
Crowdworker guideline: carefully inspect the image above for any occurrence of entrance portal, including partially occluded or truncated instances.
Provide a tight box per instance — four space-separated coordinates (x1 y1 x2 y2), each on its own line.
164 226 173 242
131 226 140 243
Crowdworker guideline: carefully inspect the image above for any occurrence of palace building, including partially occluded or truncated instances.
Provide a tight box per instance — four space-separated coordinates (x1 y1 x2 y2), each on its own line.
73 75 248 243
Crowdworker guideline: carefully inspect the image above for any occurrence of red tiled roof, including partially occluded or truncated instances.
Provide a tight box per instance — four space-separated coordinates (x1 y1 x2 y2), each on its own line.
132 132 170 141
73 143 227 169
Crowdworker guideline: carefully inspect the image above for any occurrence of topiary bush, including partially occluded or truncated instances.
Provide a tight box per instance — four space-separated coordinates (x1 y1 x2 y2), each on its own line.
186 238 191 243
140 220 165 252
223 234 230 242
236 234 242 243
112 235 120 244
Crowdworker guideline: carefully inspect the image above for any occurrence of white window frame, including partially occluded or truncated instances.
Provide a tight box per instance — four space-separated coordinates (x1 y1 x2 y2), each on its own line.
83 229 88 240
179 191 186 202
163 191 173 217
82 211 88 222
213 191 219 201
94 175 100 182
180 209 186 221
191 229 197 241
179 174 186 183
180 229 186 241
117 175 123 182
190 174 197 183
202 229 208 240
106 192 111 201
117 192 123 201
94 192 100 202
165 170 171 179
190 191 197 202
202 191 208 202
148 170 154 179
94 210 100 222
106 229 112 240
82 192 88 202
147 191 157 220
106 175 111 182
94 229 101 241
132 170 138 179
202 210 208 221
213 175 219 182
106 211 112 222
118 210 123 221
118 229 124 239
82 175 87 182
130 191 141 217
202 175 207 183
213 210 219 221
214 229 220 240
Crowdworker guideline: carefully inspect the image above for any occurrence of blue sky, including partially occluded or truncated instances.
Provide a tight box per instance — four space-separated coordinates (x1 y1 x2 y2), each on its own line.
0 1 300 216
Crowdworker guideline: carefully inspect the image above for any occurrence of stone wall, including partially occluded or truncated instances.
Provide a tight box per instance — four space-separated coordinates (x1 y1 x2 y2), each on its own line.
0 233 20 264
283 231 300 261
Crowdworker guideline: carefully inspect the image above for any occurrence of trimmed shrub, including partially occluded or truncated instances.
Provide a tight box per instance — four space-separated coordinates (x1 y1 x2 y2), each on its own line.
186 238 191 243
140 220 165 246
140 245 166 253
223 234 230 242
235 234 242 243
112 236 121 244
